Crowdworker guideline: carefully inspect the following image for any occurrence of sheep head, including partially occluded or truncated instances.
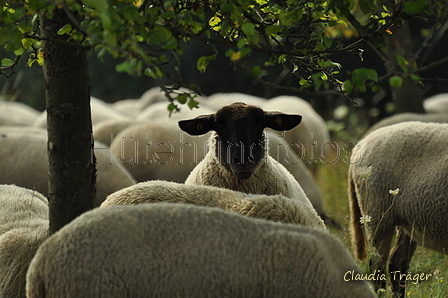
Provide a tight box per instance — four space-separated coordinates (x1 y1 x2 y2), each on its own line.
178 102 302 180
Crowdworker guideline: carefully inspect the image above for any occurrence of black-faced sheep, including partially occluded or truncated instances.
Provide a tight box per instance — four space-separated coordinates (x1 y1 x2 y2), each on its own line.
178 103 322 224
348 121 448 296
0 126 136 206
101 180 326 229
0 184 48 298
27 203 376 298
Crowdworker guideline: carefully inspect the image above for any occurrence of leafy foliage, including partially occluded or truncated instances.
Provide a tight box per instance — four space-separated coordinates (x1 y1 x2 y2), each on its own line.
1 0 448 108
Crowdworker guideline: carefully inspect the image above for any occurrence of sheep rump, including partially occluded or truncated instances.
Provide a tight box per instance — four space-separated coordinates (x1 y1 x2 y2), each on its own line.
349 121 448 294
27 203 375 298
102 180 326 229
0 184 49 298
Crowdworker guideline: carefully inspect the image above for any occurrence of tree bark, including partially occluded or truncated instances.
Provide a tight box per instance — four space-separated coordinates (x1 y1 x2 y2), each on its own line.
40 9 96 234
384 6 425 114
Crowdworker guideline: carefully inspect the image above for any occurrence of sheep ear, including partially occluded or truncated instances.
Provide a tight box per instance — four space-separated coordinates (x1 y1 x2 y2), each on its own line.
178 115 215 135
264 113 302 131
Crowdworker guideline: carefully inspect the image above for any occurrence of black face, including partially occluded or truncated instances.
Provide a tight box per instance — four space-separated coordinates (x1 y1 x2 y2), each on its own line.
178 102 302 180
213 104 266 179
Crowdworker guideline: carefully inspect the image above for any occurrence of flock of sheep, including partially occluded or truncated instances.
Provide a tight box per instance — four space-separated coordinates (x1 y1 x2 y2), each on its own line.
1 88 448 298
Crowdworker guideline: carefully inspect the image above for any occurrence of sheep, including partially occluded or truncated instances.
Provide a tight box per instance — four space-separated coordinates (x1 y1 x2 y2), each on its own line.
348 121 448 296
111 98 141 117
0 126 136 206
0 184 49 298
179 102 324 227
33 97 130 129
92 118 139 146
26 203 376 298
109 122 211 183
261 96 333 173
364 112 448 136
0 101 40 126
101 180 326 229
423 93 448 113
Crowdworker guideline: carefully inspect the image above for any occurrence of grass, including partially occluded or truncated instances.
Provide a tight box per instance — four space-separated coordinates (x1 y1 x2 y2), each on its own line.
315 154 447 297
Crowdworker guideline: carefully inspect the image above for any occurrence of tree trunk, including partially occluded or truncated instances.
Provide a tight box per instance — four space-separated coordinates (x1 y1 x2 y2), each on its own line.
40 9 96 234
384 7 425 113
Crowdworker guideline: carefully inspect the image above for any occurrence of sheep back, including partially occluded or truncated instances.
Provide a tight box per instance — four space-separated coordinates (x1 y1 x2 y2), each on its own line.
0 127 135 206
101 180 326 229
27 203 375 298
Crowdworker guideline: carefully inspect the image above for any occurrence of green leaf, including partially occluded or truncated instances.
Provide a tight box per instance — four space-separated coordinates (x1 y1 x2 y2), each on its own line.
1 58 14 67
241 22 258 44
351 68 378 90
115 61 131 73
57 24 72 35
104 31 117 47
404 0 426 14
100 14 112 31
265 25 280 36
167 102 178 116
396 55 408 72
197 54 216 73
252 65 261 77
83 0 108 13
359 0 374 13
343 80 353 93
176 94 189 104
389 75 403 88
187 99 199 109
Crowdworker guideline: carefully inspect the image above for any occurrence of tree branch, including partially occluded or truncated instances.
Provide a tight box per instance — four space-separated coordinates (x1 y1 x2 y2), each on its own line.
0 55 21 78
414 56 448 74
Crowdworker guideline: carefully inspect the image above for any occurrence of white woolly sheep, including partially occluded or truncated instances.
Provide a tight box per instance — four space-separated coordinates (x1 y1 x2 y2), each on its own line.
0 101 40 127
179 102 323 226
364 112 448 135
111 98 141 117
0 126 136 206
0 184 48 298
423 93 448 113
92 118 139 146
33 97 130 128
261 96 333 173
27 203 376 298
109 122 210 183
348 121 448 296
101 180 326 229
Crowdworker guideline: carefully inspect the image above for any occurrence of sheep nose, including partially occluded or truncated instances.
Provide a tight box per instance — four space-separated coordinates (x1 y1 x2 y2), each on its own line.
233 153 242 164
